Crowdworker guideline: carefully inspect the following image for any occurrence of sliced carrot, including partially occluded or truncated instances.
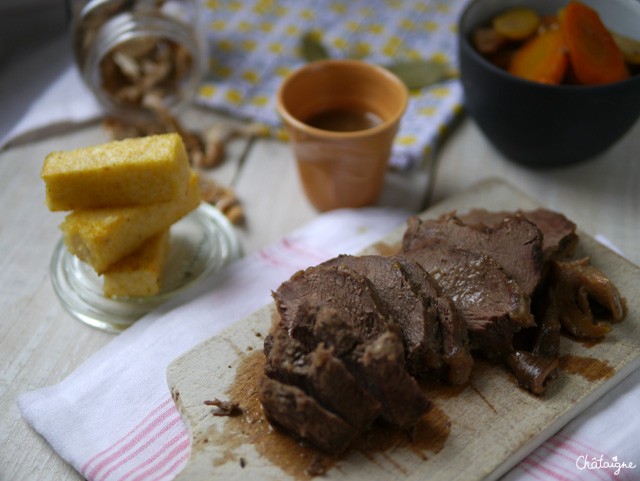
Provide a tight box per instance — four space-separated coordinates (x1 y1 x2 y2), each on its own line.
493 7 541 41
508 28 568 84
560 1 629 85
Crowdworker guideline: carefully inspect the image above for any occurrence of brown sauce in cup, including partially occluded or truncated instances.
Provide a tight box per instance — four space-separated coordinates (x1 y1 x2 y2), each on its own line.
304 108 384 132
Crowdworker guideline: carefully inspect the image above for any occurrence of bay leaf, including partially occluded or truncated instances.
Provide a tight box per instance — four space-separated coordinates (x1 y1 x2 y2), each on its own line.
300 32 330 62
385 60 455 90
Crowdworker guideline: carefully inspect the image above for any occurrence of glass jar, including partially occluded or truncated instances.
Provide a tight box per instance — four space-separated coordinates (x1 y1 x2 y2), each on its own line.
68 0 207 122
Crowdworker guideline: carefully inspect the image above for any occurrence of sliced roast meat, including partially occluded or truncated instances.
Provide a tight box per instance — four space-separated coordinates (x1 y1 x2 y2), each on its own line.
259 204 628 450
321 254 441 376
262 300 430 452
458 208 579 261
403 238 534 359
393 255 474 385
307 344 383 429
345 330 431 431
286 303 366 357
402 213 544 296
273 264 389 342
269 264 430 439
280 302 429 429
258 377 356 454
520 209 578 260
264 329 382 430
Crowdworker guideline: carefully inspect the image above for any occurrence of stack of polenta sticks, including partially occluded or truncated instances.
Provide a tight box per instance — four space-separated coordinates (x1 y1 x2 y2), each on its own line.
41 133 200 298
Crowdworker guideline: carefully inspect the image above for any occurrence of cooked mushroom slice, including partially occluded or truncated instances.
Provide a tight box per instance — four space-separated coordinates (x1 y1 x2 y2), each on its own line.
547 257 626 339
506 351 559 395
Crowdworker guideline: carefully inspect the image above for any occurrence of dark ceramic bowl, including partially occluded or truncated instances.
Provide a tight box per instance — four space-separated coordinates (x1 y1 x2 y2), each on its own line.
459 0 640 167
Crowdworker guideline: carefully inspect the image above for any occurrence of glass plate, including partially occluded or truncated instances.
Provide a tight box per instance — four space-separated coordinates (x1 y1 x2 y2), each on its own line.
50 203 242 333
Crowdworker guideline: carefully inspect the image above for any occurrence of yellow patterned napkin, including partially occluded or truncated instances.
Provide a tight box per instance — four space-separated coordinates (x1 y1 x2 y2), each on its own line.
196 0 470 170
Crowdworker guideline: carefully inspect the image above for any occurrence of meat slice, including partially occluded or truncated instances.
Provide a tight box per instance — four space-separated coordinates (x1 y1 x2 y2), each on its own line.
273 265 389 341
281 303 430 429
321 254 441 376
286 303 366 358
521 209 578 260
403 238 534 359
345 331 431 431
402 213 544 296
268 264 431 449
394 255 474 385
258 377 356 454
264 329 382 430
458 208 579 261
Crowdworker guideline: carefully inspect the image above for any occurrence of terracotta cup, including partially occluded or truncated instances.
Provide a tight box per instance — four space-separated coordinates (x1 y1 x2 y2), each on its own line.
276 59 408 212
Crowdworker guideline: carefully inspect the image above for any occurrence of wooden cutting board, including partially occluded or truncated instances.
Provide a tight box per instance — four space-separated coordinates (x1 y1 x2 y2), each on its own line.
166 178 640 481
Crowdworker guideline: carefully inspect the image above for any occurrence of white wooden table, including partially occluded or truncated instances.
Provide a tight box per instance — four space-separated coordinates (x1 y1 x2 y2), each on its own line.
1 103 639 480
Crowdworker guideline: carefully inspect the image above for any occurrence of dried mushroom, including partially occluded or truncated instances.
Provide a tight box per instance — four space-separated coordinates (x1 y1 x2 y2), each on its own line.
199 176 245 226
99 36 193 112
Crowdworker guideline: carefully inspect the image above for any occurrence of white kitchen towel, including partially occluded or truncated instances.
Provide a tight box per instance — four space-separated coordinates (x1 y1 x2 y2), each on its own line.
18 208 640 481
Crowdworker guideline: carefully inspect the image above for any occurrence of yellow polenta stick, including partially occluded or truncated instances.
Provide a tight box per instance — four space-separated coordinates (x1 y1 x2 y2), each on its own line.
102 229 171 298
41 133 190 211
61 170 200 274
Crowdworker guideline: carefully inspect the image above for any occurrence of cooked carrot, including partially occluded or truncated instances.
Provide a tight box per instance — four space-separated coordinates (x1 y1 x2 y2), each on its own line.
493 7 541 41
560 1 629 85
508 28 568 84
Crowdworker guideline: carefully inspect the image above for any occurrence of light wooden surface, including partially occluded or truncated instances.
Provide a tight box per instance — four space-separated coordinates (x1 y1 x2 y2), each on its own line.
167 179 640 481
1 104 639 481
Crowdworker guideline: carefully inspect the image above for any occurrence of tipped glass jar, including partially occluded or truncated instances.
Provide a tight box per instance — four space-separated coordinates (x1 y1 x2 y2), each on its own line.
69 0 207 122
